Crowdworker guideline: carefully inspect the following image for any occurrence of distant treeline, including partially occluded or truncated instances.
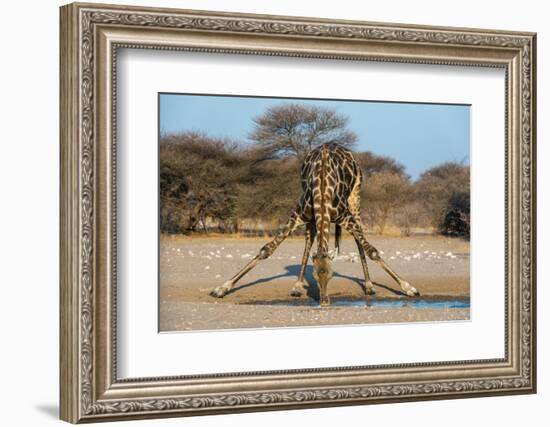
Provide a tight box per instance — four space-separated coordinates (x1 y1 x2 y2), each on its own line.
160 103 470 238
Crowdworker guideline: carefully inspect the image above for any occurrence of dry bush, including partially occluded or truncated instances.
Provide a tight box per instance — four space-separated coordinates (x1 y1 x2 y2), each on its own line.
414 162 470 236
362 171 412 235
393 201 429 237
159 103 469 239
354 151 407 178
234 157 301 228
159 132 247 234
440 191 470 238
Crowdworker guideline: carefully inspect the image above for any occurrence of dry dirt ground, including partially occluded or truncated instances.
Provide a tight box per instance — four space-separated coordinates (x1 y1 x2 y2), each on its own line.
159 235 470 331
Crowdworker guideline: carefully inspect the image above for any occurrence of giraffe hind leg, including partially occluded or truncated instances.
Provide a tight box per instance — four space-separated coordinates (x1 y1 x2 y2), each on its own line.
290 223 316 297
210 212 304 298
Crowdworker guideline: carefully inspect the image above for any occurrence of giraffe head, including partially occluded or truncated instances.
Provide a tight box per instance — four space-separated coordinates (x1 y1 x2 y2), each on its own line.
312 252 333 306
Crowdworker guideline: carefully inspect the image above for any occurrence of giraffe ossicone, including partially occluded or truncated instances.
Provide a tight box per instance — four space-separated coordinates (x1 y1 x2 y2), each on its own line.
209 143 420 306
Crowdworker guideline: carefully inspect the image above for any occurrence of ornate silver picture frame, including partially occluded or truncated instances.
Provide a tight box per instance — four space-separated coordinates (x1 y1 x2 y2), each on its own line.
60 2 536 423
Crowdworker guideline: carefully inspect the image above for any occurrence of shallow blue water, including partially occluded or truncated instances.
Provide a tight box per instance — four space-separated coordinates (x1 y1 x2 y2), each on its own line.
250 298 470 309
365 299 470 309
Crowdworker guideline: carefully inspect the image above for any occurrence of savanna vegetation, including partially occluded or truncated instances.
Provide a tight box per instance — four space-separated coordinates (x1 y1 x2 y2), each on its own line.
160 103 470 238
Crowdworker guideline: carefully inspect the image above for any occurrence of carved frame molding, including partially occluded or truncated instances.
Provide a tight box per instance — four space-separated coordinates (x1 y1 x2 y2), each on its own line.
60 2 536 423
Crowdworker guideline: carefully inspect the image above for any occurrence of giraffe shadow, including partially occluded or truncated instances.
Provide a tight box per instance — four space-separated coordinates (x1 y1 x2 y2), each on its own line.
328 273 406 296
224 264 320 300
371 282 409 297
224 264 404 300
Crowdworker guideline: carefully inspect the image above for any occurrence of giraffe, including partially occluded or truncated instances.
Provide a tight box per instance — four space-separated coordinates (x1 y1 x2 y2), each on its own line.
210 142 420 306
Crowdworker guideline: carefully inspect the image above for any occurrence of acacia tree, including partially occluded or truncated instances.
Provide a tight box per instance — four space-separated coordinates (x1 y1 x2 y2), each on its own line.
249 103 357 160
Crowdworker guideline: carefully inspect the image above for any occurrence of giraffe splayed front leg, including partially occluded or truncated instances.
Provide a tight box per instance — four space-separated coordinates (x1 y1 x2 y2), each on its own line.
355 239 377 296
340 214 420 297
209 256 261 298
210 211 304 298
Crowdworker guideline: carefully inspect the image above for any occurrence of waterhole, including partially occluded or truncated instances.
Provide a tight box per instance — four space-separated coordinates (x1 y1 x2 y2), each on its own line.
241 297 470 309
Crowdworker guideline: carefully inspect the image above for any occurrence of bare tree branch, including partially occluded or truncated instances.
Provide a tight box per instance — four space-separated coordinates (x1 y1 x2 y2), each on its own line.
249 103 357 160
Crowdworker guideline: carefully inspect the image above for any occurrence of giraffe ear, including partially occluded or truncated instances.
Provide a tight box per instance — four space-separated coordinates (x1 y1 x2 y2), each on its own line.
328 250 336 260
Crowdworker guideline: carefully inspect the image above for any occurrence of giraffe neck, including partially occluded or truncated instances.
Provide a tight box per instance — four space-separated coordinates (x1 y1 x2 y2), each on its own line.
314 146 331 256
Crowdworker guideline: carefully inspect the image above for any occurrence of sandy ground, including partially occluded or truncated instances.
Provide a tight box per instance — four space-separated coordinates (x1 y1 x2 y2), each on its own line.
159 235 470 331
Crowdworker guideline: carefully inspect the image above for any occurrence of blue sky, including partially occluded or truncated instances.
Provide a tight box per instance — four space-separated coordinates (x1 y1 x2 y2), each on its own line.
159 93 470 181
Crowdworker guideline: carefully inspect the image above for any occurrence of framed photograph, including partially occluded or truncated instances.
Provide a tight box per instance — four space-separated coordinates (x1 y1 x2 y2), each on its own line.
60 2 537 423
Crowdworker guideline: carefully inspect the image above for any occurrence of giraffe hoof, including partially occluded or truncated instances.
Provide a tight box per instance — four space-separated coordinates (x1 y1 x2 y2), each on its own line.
210 286 229 298
364 282 376 295
400 281 419 297
319 297 330 307
290 289 303 297
290 281 306 297
406 287 420 297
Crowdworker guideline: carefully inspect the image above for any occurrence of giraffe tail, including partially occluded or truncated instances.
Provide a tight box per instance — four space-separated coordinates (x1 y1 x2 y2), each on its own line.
334 224 342 255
